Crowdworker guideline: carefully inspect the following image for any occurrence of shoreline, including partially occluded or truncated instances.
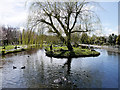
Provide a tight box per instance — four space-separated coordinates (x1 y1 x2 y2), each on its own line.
45 47 100 58
1 44 120 56
79 44 120 54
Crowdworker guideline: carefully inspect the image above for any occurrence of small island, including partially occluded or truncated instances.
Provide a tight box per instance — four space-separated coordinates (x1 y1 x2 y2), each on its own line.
45 46 100 58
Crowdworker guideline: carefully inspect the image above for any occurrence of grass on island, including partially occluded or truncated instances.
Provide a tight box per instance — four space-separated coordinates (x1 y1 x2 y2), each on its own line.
0 45 14 50
0 45 15 54
45 46 100 58
0 45 27 55
0 44 42 55
0 44 100 57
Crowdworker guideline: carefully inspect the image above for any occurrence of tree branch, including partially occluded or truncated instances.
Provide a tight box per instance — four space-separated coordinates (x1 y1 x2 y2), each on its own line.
71 30 90 33
40 19 51 26
70 4 84 31
54 16 68 36
40 19 67 44
70 1 88 31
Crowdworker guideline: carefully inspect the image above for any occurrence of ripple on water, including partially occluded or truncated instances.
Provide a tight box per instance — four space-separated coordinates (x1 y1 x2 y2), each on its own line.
1 49 119 88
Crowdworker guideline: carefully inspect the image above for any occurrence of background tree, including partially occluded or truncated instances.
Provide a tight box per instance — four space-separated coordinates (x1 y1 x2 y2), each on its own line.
19 33 22 45
116 34 120 45
95 36 107 45
89 34 97 44
108 33 117 45
29 30 35 46
22 29 25 45
25 30 29 45
81 32 90 44
0 25 19 45
38 26 45 48
113 34 117 45
71 33 81 44
28 1 101 51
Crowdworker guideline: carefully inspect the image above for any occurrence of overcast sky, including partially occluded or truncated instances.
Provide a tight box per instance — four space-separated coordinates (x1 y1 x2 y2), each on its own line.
0 0 119 36
0 0 28 29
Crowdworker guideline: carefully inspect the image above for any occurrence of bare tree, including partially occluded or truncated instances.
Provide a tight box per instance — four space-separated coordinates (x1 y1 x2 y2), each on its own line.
27 1 101 51
0 25 20 45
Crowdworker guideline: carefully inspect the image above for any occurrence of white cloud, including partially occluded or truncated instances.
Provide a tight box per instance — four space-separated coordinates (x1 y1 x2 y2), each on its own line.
103 27 118 36
118 25 120 35
83 5 95 10
0 0 118 36
0 0 28 27
89 26 118 36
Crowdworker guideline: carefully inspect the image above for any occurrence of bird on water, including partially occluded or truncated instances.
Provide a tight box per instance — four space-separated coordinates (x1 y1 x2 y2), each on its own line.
13 66 17 69
21 66 25 69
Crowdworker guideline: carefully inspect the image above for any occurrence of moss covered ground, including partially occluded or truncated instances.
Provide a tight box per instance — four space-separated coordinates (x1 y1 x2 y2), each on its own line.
45 46 100 58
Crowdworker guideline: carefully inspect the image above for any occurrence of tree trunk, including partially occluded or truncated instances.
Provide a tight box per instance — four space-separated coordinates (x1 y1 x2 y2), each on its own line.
67 33 73 51
67 41 73 51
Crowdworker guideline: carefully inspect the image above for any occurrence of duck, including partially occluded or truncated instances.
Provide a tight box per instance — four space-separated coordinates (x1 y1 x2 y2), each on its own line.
13 66 17 69
21 66 25 69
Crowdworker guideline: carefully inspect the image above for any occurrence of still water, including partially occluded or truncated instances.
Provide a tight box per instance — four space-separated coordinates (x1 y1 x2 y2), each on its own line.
0 48 118 88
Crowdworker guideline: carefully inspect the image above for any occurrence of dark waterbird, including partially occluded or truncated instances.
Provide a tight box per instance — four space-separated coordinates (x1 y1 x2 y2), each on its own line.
13 66 17 69
21 66 25 69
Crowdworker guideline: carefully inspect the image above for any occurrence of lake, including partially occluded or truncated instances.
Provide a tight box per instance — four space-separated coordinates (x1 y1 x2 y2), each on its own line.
0 48 119 88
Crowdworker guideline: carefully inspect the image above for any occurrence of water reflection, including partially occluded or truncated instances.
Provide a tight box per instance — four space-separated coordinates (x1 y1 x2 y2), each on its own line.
62 58 72 75
50 57 53 63
1 49 118 88
107 51 118 56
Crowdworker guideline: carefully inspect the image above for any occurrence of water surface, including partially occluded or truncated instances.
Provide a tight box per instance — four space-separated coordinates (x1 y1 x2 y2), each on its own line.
0 48 118 88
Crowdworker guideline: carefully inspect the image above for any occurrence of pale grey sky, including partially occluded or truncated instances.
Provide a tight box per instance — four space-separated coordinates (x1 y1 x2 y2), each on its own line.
0 0 119 36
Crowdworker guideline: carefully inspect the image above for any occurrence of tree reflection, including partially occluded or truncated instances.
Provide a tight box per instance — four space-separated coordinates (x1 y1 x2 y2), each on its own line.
50 57 53 63
62 58 72 75
62 57 103 88
107 51 118 56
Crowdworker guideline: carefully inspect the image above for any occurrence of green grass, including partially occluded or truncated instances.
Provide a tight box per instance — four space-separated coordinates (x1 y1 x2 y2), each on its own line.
45 47 100 58
45 46 68 51
0 44 40 55
4 45 15 50
0 45 21 51
0 45 22 54
0 44 45 55
5 48 28 54
0 45 14 54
